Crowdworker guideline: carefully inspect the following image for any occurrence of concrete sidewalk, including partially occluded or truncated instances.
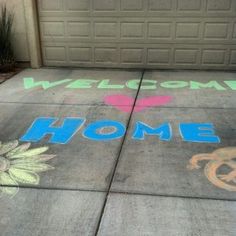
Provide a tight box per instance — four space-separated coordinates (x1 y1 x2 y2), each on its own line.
0 68 236 236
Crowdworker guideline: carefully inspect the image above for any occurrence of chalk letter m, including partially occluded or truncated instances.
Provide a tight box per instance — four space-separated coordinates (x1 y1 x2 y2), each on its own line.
132 122 172 141
20 118 85 144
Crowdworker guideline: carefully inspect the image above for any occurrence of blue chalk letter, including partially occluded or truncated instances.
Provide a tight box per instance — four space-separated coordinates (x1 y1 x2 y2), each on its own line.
20 117 85 144
179 123 220 143
83 120 126 141
132 122 172 141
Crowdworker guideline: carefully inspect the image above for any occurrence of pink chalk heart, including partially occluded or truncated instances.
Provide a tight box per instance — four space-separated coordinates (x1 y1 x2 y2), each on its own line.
104 94 172 113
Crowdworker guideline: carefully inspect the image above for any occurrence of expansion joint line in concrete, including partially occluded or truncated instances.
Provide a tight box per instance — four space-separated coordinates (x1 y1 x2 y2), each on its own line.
94 69 146 235
1 184 236 203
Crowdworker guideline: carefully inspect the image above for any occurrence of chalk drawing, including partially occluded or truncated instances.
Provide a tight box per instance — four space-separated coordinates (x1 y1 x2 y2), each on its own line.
161 81 226 90
20 118 220 144
24 77 72 90
83 120 126 141
188 147 236 192
0 140 56 197
20 117 85 144
179 123 220 143
132 122 172 141
23 78 236 91
104 94 173 113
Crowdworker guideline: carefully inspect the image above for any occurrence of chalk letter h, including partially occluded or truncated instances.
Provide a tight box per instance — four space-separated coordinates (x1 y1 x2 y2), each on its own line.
20 117 85 144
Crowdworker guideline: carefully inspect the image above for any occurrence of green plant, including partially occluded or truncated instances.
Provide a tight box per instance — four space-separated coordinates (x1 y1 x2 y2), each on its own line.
0 4 15 71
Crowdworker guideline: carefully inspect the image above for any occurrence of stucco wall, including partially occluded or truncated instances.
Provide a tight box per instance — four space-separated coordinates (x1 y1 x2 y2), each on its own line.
1 0 30 62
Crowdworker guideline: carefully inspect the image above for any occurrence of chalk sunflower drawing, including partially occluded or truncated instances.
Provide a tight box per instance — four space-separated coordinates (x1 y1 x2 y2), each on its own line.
0 140 56 196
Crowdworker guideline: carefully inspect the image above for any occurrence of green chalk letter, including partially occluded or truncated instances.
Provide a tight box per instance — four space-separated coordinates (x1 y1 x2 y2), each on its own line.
127 80 157 90
67 79 98 89
190 81 226 90
126 80 140 90
224 81 236 90
98 79 124 89
161 81 188 89
140 80 157 90
24 78 72 90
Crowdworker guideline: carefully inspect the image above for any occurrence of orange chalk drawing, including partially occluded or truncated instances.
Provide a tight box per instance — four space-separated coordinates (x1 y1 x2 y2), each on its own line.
188 147 236 191
0 140 56 197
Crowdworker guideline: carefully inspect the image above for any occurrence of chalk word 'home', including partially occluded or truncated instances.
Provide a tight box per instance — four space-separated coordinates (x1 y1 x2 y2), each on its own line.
20 118 221 144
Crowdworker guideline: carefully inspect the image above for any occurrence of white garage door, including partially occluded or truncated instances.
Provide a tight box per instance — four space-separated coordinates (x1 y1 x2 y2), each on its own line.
38 0 236 69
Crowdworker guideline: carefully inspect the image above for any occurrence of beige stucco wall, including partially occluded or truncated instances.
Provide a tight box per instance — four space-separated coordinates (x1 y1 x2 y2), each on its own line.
1 0 30 62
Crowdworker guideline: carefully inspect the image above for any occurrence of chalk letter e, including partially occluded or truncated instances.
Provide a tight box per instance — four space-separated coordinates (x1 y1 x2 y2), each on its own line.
179 123 220 143
20 117 85 144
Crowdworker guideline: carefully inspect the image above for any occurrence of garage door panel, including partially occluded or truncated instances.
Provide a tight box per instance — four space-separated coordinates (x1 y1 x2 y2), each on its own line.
38 0 236 69
39 17 235 44
38 0 236 17
231 50 236 65
41 41 236 69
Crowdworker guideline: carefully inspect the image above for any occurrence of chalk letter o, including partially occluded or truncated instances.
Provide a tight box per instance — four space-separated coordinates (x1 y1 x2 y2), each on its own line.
83 120 126 141
161 81 188 89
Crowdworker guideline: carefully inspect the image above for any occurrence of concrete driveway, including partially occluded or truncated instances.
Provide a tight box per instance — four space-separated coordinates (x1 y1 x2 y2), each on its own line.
0 68 236 236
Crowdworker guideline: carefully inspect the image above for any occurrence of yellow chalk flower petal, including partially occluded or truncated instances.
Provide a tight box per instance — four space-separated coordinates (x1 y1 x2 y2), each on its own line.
11 147 49 159
32 154 56 162
1 186 19 196
24 154 56 162
9 168 40 185
0 172 19 195
11 155 56 164
6 143 31 158
11 163 54 173
0 172 18 186
0 140 19 155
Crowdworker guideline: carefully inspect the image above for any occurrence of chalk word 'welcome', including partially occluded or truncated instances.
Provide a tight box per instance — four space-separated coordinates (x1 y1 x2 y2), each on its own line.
20 118 221 144
23 78 236 91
